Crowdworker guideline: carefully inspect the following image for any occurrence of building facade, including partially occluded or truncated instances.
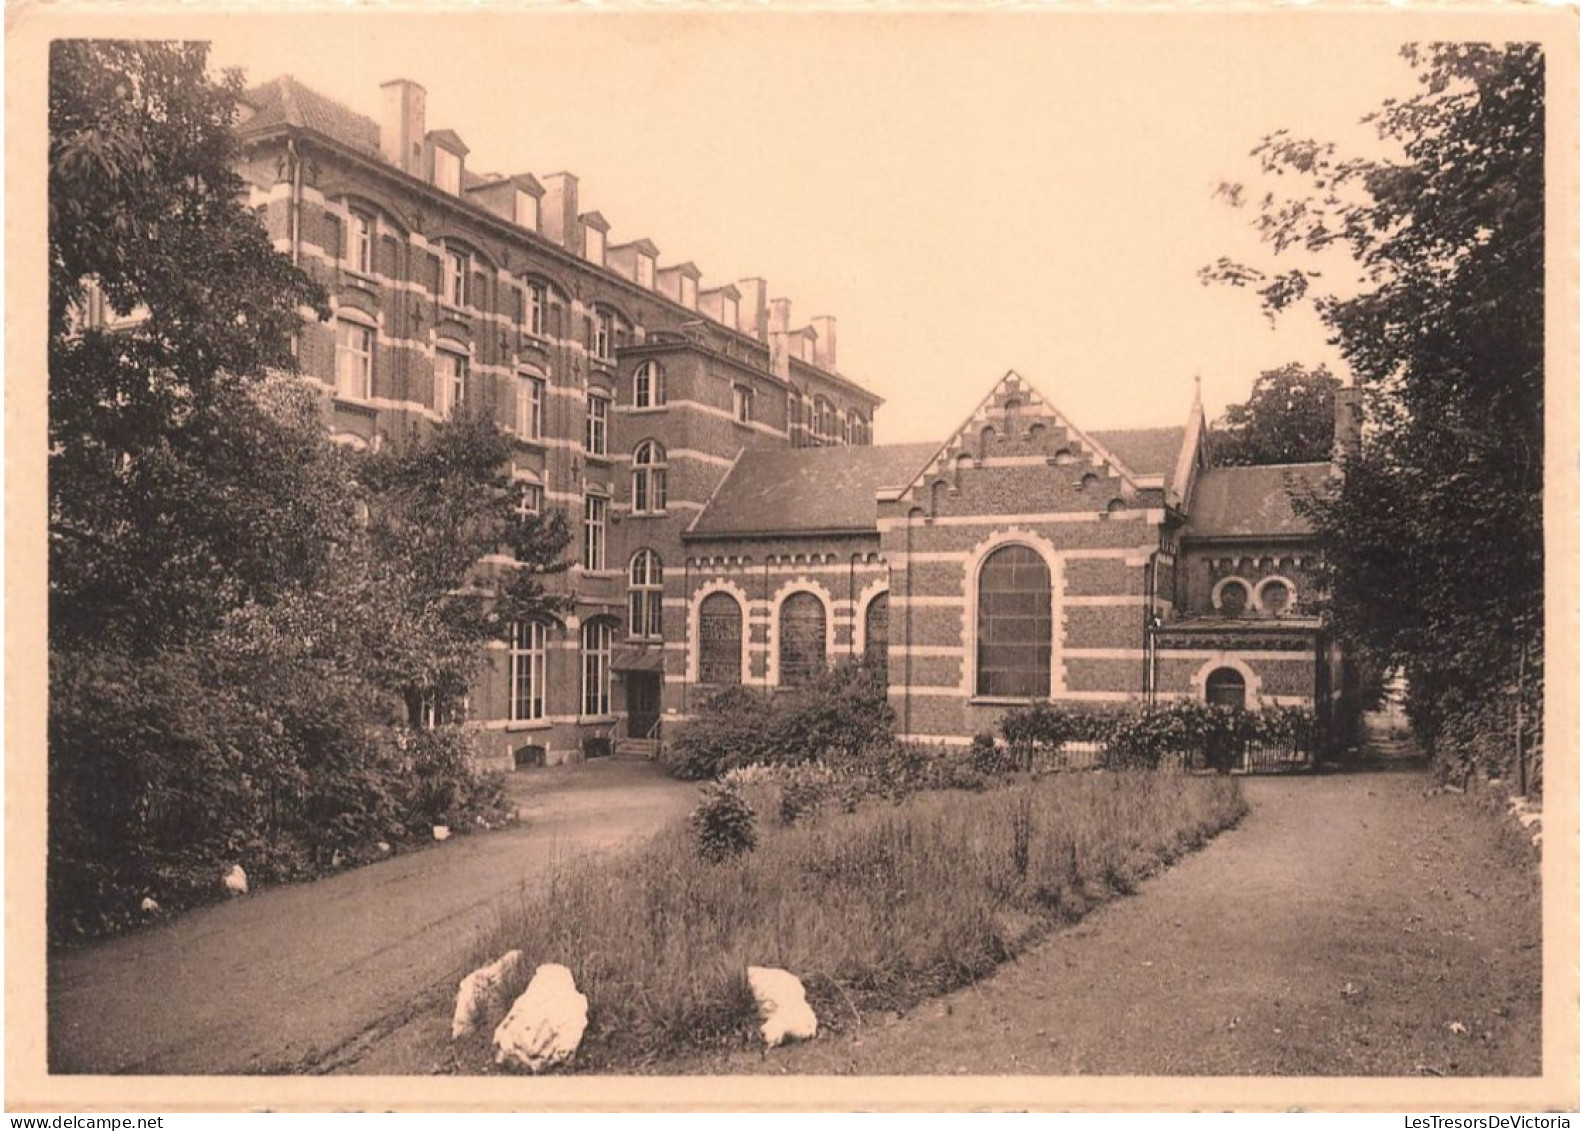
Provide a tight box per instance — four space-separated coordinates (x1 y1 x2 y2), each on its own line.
231 75 1353 767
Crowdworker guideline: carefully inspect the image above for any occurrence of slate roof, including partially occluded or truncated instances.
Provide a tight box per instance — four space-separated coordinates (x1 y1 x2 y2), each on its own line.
1087 427 1187 493
1183 463 1334 539
238 77 381 157
688 443 940 537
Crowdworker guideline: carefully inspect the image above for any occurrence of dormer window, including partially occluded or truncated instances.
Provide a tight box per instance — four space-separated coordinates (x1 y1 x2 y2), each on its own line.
635 255 655 289
584 225 606 267
434 146 462 195
514 189 539 231
722 295 739 329
801 336 816 364
680 275 698 309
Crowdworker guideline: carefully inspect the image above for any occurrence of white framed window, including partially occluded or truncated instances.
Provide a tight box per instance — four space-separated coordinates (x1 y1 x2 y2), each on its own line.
582 493 607 570
443 247 468 307
631 440 668 514
581 620 613 717
514 189 539 231
347 210 374 274
733 384 755 424
434 147 462 195
510 621 547 722
436 349 467 418
515 480 544 520
585 394 609 456
334 318 374 401
526 280 547 337
845 411 869 446
633 361 665 409
518 374 544 439
628 550 664 639
591 308 615 363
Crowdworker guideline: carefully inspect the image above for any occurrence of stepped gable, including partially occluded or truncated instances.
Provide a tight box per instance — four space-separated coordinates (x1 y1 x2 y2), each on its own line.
238 76 382 156
1184 463 1334 539
893 370 1169 511
688 443 940 537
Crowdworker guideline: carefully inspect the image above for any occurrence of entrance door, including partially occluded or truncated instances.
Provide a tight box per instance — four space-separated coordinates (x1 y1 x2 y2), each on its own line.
626 672 661 740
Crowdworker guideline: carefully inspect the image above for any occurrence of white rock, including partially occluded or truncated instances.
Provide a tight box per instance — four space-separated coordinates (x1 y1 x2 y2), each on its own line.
376 842 392 854
1517 812 1541 829
140 897 160 914
433 825 451 841
493 963 589 1072
452 950 523 1040
223 865 249 896
746 965 818 1048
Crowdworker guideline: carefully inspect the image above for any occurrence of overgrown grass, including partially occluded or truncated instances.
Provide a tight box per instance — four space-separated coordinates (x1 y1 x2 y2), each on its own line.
464 769 1245 1071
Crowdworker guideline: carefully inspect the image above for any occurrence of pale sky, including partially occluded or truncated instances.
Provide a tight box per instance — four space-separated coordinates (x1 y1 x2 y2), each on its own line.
178 10 1519 443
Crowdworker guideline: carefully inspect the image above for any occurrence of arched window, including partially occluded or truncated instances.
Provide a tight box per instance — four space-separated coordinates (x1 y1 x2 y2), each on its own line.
1258 578 1294 616
631 440 668 514
509 621 547 722
698 592 743 686
976 544 1052 698
633 361 666 408
628 550 664 639
813 397 836 442
778 591 827 687
1215 577 1251 617
863 592 890 678
1205 667 1247 709
845 411 870 446
581 619 613 716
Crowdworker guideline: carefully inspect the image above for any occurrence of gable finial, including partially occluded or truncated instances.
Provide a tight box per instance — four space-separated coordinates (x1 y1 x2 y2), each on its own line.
1191 371 1203 412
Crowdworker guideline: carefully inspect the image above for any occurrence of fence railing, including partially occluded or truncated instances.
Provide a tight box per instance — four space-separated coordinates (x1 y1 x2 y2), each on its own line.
1024 739 1313 775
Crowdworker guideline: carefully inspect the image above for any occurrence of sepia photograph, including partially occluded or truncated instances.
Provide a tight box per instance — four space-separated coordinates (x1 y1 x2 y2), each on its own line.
6 0 1574 1113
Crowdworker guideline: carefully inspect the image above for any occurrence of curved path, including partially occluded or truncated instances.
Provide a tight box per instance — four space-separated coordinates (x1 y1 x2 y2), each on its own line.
677 768 1541 1076
47 758 697 1075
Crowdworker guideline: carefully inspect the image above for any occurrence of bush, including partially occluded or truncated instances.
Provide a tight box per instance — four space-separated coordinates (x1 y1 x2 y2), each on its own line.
690 783 758 862
663 658 895 781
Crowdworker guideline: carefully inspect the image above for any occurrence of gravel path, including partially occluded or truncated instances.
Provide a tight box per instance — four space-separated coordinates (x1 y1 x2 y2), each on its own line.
675 768 1541 1076
47 758 697 1074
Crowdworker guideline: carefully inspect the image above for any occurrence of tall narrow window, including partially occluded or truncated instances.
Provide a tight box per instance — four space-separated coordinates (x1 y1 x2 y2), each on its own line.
443 247 468 306
592 308 615 362
976 544 1053 698
698 592 743 686
631 440 667 514
335 319 374 400
585 394 609 456
778 591 827 687
519 374 544 439
582 620 612 716
510 621 547 722
347 210 374 274
628 550 664 639
435 349 467 418
515 480 543 520
864 592 890 678
733 384 755 424
582 494 607 570
526 280 547 337
633 361 665 408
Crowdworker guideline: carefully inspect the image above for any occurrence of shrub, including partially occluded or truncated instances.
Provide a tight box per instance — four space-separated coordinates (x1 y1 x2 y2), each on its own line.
970 732 1015 776
690 783 758 862
661 686 780 780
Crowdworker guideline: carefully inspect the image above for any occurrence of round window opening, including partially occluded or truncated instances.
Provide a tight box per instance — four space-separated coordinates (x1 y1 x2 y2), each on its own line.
1261 580 1292 615
1219 580 1250 617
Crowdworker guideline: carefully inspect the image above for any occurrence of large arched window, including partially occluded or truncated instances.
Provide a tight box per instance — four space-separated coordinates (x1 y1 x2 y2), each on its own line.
581 619 613 716
633 361 666 408
628 550 664 639
863 592 890 678
698 592 743 686
778 591 827 687
631 440 668 514
976 544 1053 698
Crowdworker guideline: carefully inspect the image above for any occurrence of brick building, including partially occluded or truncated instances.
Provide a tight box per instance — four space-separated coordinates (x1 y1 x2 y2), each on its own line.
229 75 1353 765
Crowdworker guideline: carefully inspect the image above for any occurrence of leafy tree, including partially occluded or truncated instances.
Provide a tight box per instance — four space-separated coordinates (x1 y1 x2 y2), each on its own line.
1211 363 1341 466
1204 44 1543 776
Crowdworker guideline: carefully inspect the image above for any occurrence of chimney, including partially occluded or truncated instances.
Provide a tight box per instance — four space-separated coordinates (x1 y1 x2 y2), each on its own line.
768 298 791 335
1333 385 1362 463
540 173 581 255
768 299 792 380
736 278 768 340
810 315 836 372
380 79 427 175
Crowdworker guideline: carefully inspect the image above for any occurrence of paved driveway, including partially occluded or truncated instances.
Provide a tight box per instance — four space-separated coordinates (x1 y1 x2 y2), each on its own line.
47 757 697 1074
